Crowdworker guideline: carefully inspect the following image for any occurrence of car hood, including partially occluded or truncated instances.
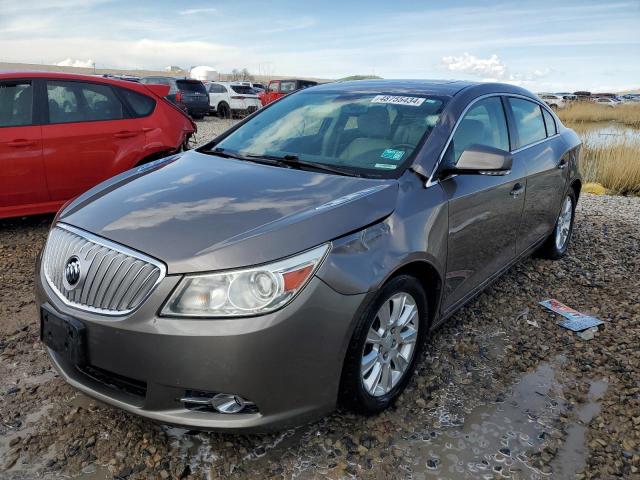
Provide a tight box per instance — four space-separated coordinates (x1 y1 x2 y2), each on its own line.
59 151 398 273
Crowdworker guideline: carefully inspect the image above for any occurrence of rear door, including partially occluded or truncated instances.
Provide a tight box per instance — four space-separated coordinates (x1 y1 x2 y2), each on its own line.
0 79 49 211
505 97 567 254
441 96 527 313
208 83 226 111
41 79 143 201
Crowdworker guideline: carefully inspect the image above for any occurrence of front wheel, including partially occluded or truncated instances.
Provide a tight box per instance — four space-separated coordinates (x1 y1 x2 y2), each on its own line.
538 190 576 259
339 275 428 414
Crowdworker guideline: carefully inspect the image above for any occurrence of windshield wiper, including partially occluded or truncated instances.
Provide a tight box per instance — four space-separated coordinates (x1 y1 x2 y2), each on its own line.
246 154 361 177
207 147 284 167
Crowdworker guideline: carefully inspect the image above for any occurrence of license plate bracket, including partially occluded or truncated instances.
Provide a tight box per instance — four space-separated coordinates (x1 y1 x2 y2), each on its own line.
41 307 86 366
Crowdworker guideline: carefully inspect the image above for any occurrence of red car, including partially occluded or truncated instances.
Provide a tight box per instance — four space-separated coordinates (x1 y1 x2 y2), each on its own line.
0 72 196 219
258 79 318 106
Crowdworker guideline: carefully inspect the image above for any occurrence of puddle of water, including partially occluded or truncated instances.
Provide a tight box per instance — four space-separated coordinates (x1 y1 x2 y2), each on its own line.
567 122 640 146
396 359 566 479
549 379 608 480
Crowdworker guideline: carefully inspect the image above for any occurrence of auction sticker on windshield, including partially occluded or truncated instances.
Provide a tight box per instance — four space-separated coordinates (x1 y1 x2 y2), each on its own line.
371 95 425 107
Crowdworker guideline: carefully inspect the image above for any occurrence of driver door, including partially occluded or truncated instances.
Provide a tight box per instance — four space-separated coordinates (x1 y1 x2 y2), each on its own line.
440 96 526 313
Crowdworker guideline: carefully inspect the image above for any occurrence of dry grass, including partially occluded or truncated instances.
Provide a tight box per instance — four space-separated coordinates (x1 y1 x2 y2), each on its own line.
580 139 640 195
558 102 640 128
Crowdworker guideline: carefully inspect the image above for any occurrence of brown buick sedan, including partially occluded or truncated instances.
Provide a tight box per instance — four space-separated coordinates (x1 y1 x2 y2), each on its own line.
36 80 581 431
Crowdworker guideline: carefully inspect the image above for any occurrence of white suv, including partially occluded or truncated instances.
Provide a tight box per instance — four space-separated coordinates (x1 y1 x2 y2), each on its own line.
206 82 262 118
538 93 565 110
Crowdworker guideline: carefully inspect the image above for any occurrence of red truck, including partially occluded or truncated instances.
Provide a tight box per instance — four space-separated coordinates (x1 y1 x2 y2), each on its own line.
258 79 318 106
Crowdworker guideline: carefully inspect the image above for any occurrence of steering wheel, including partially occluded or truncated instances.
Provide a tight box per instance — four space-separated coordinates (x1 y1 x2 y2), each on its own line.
388 143 417 151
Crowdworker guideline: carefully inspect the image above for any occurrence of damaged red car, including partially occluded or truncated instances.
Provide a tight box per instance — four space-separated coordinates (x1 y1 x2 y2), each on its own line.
0 72 196 219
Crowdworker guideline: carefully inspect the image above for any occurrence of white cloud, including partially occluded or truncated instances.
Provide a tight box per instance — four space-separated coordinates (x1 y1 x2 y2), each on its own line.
441 53 507 79
56 58 94 68
179 7 217 16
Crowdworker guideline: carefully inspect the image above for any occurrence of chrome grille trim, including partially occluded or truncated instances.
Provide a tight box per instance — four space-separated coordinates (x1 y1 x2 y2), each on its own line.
42 223 166 316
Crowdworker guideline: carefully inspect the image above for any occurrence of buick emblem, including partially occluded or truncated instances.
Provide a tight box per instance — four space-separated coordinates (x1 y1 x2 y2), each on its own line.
63 256 81 290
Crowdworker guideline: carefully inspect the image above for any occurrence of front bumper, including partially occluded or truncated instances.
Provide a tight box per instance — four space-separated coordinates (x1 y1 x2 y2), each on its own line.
36 258 365 432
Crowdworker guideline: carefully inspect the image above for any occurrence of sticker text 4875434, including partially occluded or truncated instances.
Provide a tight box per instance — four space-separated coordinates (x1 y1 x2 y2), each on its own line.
371 95 426 107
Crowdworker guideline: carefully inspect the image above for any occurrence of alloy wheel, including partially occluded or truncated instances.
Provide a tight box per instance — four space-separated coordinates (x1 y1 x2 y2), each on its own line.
555 196 573 250
361 292 419 397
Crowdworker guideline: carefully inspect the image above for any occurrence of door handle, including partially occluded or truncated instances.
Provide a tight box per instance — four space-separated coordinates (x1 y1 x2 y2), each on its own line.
510 183 525 198
7 139 36 147
114 131 139 139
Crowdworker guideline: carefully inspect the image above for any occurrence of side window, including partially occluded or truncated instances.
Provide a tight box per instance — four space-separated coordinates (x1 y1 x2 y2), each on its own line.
508 98 547 148
47 82 81 123
47 81 124 123
450 97 509 164
0 81 33 127
280 81 296 93
81 84 123 121
119 88 155 117
268 82 279 92
542 108 557 136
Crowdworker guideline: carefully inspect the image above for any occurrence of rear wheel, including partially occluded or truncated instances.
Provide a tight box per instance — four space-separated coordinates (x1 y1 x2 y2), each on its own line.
217 103 230 119
339 275 428 414
538 190 576 259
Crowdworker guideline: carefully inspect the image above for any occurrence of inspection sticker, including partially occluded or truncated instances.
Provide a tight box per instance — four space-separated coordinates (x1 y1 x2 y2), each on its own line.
371 95 425 107
374 163 398 169
381 149 405 161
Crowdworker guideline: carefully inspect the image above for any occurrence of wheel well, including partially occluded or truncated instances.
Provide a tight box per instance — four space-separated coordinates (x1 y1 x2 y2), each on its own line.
218 101 229 109
389 261 442 329
571 179 582 202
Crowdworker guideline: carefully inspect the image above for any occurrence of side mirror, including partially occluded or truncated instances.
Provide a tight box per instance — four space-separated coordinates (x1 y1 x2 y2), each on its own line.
451 144 512 176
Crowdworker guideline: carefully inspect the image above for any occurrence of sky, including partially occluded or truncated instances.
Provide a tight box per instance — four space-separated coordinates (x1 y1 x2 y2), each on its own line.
1 0 639 92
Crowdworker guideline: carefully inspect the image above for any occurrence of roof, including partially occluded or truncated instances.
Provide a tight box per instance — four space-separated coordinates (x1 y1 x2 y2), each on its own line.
312 79 477 96
310 79 537 99
0 70 160 96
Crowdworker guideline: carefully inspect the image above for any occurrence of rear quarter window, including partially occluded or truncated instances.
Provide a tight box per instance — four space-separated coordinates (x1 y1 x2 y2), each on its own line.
119 88 156 117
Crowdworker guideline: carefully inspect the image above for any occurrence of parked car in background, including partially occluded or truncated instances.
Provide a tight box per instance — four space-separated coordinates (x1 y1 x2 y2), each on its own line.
36 79 581 431
556 93 577 102
206 82 261 118
100 74 140 83
621 93 640 103
593 97 619 107
259 79 318 106
0 72 195 219
573 91 592 101
237 81 265 91
139 77 209 119
538 93 565 109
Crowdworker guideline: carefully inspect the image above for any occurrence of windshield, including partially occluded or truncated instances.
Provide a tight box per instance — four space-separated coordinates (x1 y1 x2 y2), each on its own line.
211 91 445 177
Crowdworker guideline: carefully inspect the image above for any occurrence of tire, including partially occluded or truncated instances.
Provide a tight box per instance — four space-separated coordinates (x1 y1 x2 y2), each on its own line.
217 103 230 119
339 275 428 414
538 189 576 259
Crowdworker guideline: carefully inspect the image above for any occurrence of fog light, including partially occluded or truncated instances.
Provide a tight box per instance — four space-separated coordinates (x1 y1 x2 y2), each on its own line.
211 393 248 414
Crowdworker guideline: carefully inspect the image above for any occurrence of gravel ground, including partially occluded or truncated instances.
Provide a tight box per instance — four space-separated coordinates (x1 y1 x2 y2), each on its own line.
0 146 639 480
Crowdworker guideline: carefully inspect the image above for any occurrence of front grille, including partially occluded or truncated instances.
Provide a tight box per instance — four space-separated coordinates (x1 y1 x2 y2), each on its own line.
42 224 165 315
79 364 147 398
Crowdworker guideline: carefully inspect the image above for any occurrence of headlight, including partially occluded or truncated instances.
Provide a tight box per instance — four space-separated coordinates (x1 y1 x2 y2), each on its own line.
161 244 330 317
